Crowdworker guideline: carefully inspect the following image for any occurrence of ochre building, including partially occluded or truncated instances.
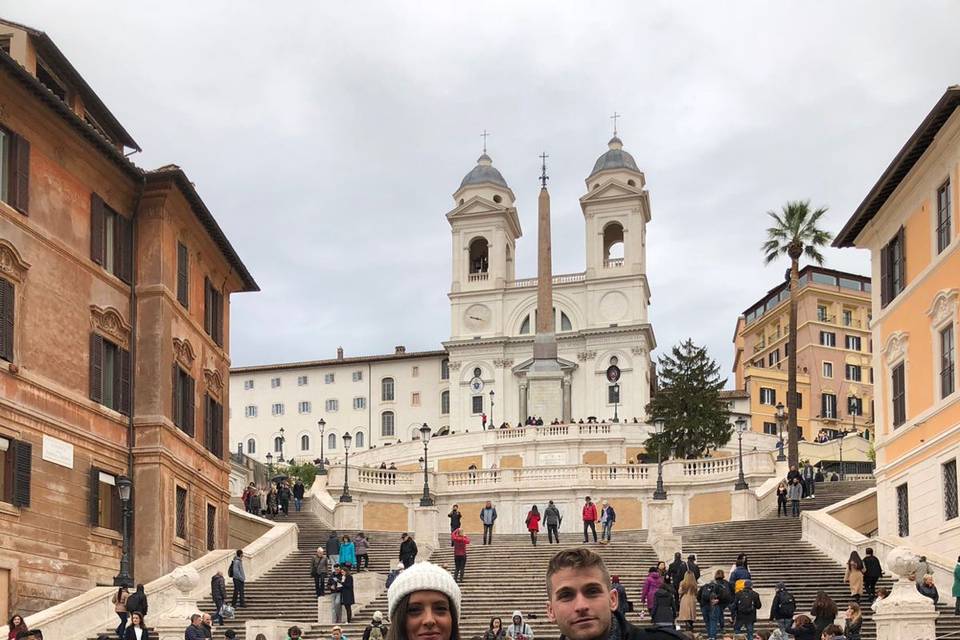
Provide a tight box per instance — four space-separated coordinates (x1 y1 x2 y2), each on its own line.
0 18 257 618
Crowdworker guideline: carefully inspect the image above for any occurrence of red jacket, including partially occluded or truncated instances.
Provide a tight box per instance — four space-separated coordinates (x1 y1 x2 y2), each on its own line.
582 503 598 522
451 531 470 556
526 512 541 532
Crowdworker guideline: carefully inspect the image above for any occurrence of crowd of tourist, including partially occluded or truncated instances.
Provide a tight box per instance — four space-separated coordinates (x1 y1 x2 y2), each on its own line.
240 478 307 517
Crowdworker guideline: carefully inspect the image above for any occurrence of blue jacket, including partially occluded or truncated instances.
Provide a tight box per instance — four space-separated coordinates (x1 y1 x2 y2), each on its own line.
339 541 357 567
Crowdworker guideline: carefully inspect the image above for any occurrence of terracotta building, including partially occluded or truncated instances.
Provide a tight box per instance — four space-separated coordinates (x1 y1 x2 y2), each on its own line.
0 18 257 618
732 266 874 441
835 86 960 556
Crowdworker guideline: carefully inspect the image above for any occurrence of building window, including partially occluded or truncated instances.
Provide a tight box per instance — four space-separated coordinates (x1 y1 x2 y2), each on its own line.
271 377 281 388
441 359 450 380
767 349 780 367
300 434 310 451
762 422 777 435
327 432 337 450
0 125 31 213
273 436 283 453
203 278 224 347
325 399 339 412
881 228 906 308
206 504 216 551
244 379 254 390
382 378 395 402
845 335 862 351
897 483 909 537
90 334 132 416
412 366 419 378
944 459 959 521
471 395 484 414
0 436 30 507
759 387 776 405
271 403 284 417
246 438 256 454
381 411 395 437
842 310 853 326
937 179 952 254
203 395 223 458
297 375 309 386
355 431 364 449
353 371 363 382
848 396 863 416
819 331 836 347
244 405 257 418
90 469 121 531
941 325 956 399
298 401 312 414
822 362 833 378
175 486 188 539
0 277 15 363
90 195 133 284
608 385 620 404
821 393 837 419
176 242 189 308
353 397 366 410
891 362 906 427
845 364 862 382
440 390 450 415
817 305 828 322
171 364 194 435
411 392 421 407
325 373 335 384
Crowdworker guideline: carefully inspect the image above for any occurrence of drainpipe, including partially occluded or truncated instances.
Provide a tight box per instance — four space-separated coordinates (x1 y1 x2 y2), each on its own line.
367 362 372 449
126 175 146 582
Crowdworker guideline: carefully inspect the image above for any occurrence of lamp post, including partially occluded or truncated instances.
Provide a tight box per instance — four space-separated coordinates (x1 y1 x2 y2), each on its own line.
612 384 620 423
652 418 667 500
316 419 327 475
113 475 133 587
488 390 495 430
277 427 286 464
266 452 273 478
735 416 749 490
775 402 787 462
419 423 434 506
340 433 353 502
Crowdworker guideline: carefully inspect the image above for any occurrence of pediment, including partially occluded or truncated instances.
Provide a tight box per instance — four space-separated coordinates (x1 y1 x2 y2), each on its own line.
446 195 511 218
511 357 579 374
579 180 645 204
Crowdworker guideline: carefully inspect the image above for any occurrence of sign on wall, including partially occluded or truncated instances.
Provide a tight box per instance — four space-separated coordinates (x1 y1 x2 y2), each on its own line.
42 434 74 469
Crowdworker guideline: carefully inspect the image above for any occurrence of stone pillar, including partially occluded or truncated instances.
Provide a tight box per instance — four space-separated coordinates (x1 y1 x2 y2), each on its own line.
519 381 528 424
413 505 440 559
562 377 572 423
527 371 564 422
873 547 938 640
646 500 681 561
731 489 758 521
153 566 201 640
318 572 386 624
334 501 361 530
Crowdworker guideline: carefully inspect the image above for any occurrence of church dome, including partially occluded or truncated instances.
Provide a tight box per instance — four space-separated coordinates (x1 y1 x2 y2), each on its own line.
460 153 509 189
589 136 640 177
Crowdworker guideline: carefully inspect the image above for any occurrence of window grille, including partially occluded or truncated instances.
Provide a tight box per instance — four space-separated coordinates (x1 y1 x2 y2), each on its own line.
945 460 958 521
175 486 187 539
206 504 216 551
897 483 909 537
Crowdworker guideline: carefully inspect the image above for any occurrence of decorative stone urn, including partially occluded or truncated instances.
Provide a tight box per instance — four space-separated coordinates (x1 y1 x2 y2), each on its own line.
873 546 938 640
153 565 202 640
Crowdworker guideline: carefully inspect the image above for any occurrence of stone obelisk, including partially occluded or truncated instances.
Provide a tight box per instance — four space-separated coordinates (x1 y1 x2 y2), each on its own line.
526 153 566 422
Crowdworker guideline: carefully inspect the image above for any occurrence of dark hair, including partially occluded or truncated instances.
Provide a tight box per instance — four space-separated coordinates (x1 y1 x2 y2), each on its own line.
386 592 460 640
714 569 725 580
848 551 863 569
288 626 303 637
8 615 25 629
488 617 502 630
793 614 812 627
135 584 145 593
224 631 237 640
546 548 610 598
530 505 539 514
865 547 874 555
190 614 202 624
822 623 844 636
129 612 145 629
812 591 838 618
235 549 243 557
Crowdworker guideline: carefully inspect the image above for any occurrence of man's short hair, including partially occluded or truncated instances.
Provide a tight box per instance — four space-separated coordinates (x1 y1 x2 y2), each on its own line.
822 624 843 637
546 547 610 598
190 614 202 623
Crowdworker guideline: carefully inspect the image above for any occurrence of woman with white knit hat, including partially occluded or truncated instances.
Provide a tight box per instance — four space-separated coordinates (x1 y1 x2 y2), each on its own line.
386 561 462 640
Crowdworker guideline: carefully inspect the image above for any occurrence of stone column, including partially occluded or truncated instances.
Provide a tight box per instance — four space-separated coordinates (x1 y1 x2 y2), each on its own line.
153 566 201 640
646 500 681 561
413 505 439 559
334 501 361 530
873 547 938 640
519 381 528 424
562 377 572 423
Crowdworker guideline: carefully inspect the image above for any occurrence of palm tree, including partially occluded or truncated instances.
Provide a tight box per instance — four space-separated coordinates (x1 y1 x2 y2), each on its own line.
762 200 833 468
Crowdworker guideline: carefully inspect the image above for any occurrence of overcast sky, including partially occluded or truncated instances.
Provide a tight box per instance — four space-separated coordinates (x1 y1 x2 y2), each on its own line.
6 1 960 384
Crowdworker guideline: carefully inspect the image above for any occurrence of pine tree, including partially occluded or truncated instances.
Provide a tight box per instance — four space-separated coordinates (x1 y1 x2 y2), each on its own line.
645 339 732 459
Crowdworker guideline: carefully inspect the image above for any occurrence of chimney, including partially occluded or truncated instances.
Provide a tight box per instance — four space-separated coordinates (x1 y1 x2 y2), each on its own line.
395 345 406 354
337 346 344 360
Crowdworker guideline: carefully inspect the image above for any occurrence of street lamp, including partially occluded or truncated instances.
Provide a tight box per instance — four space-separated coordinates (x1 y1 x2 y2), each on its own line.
340 433 353 502
266 452 273 478
612 384 620 423
316 419 327 475
113 475 133 587
488 390 495 430
277 427 286 464
419 423 434 506
775 402 787 462
735 416 749 490
652 418 667 500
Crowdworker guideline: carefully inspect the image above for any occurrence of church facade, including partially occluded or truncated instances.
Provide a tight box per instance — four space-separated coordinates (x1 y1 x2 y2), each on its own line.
229 137 656 461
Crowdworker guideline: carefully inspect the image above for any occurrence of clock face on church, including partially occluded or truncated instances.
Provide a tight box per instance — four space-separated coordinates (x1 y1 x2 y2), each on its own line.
463 304 491 331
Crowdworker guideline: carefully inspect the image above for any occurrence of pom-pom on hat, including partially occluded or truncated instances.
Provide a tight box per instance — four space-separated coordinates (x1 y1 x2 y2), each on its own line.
387 561 461 617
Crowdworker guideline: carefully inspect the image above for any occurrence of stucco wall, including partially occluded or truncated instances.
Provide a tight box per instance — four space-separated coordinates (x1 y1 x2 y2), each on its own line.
830 492 878 536
583 451 608 464
689 491 732 524
499 454 523 468
228 509 273 549
362 501 409 531
439 455 482 472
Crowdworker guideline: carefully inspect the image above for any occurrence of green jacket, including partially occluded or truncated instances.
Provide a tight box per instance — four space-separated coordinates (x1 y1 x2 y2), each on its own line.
953 564 960 597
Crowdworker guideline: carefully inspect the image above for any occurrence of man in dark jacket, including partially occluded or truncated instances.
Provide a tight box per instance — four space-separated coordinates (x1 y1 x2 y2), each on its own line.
732 580 762 639
292 479 306 512
277 482 292 515
863 547 883 598
546 547 685 640
310 548 329 597
448 505 462 546
185 614 205 640
480 501 498 545
399 532 418 568
686 555 700 581
125 584 148 617
325 531 341 565
339 567 356 623
211 571 227 624
229 550 246 608
667 552 686 595
802 461 816 499
544 501 562 544
697 571 731 635
768 581 796 633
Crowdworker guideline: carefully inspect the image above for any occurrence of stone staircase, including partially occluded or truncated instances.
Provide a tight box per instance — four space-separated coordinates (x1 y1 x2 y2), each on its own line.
763 479 876 518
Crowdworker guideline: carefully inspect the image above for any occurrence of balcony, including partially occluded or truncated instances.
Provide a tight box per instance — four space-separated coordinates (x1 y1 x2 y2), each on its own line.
506 272 586 289
603 258 625 268
467 272 489 282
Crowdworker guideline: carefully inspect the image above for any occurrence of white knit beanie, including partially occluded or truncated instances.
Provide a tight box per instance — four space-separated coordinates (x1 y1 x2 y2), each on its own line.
387 561 461 617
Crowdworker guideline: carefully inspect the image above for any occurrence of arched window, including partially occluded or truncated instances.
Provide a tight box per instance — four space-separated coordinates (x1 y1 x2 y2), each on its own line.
273 436 283 452
381 411 395 437
603 222 625 265
441 390 450 415
382 377 395 401
355 431 364 449
560 311 572 332
519 315 530 335
468 237 489 274
300 434 310 451
327 433 337 450
441 358 450 380
246 438 256 454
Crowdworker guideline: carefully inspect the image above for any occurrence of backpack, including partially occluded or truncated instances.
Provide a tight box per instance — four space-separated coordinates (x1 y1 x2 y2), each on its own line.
736 590 756 615
227 560 234 578
368 624 384 640
778 590 796 617
699 583 716 607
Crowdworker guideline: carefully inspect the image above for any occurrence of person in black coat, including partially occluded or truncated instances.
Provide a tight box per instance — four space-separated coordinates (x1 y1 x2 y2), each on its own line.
686 555 700 581
863 547 883 598
292 479 306 512
650 582 677 628
339 567 355 623
399 532 418 568
122 611 149 640
325 531 341 564
211 571 227 624
667 553 687 594
124 584 148 617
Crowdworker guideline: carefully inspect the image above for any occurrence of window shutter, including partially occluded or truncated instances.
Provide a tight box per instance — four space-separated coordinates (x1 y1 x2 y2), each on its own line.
12 439 31 507
0 278 13 362
90 194 106 265
896 226 906 294
89 466 101 526
204 277 212 335
214 289 223 347
177 243 189 308
9 133 30 214
204 395 213 451
118 346 131 416
185 374 195 437
89 333 104 404
116 213 133 285
172 364 179 426
215 401 223 458
880 241 890 307
771 389 776 405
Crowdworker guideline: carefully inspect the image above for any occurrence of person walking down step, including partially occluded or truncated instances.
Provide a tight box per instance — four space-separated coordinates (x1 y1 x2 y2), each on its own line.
328 565 344 623
544 500 562 544
480 501 498 545
686 554 700 581
600 500 616 544
292 478 305 512
776 482 788 517
326 531 341 566
845 551 865 603
863 548 882 599
787 477 803 517
582 496 598 543
310 548 329 598
731 579 761 639
229 550 246 608
769 582 796 633
448 504 462 546
362 611 385 640
525 505 541 546
506 611 533 640
399 532 418 568
354 532 370 571
451 527 470 583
